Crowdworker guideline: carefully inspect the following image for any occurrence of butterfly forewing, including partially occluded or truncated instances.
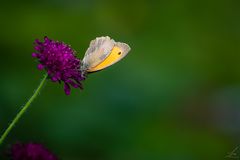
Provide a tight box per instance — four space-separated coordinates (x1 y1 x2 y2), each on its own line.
82 36 115 71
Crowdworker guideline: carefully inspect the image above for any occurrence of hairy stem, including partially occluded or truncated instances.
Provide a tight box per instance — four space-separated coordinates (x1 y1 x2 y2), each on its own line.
0 74 48 146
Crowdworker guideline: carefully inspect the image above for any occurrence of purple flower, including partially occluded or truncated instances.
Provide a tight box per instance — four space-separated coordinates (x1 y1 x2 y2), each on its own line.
11 142 58 160
32 36 85 95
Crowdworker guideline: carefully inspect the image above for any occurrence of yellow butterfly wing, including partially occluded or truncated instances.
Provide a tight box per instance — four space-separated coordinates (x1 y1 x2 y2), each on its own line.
81 36 131 73
88 42 130 72
81 36 115 71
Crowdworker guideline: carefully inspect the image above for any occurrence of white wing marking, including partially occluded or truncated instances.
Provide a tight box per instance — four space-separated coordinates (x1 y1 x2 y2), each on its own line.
81 36 115 71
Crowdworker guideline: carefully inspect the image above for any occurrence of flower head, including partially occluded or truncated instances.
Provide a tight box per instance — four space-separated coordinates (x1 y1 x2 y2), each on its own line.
11 142 58 160
32 36 85 95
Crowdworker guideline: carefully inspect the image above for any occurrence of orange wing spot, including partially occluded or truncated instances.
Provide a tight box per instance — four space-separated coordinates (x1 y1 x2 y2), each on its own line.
87 46 122 72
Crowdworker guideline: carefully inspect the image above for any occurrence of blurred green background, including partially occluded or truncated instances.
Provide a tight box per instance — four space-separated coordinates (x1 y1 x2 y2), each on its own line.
0 0 240 159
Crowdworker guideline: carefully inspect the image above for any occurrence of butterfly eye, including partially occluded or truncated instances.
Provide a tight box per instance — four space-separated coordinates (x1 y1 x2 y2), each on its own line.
118 52 122 55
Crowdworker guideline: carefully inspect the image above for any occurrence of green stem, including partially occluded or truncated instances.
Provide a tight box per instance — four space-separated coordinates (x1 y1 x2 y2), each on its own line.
0 74 48 146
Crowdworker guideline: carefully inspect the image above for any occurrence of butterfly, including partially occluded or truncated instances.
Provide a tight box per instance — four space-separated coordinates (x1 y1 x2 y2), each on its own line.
81 36 131 74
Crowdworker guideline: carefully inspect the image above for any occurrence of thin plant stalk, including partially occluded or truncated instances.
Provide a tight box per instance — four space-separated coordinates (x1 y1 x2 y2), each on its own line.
0 74 48 145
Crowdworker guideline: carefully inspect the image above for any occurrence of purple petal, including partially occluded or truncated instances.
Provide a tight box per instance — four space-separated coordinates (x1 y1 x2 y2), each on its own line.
32 37 85 95
11 142 58 160
37 64 44 70
64 83 71 95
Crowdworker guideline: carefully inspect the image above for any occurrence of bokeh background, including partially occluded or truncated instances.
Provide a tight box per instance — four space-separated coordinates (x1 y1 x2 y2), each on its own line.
0 0 240 159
